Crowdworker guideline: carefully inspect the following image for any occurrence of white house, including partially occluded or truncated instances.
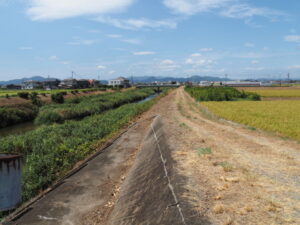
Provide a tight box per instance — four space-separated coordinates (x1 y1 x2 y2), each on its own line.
108 77 130 88
22 80 42 90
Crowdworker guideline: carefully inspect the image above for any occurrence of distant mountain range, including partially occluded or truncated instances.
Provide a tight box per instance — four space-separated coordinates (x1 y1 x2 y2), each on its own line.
0 75 231 85
0 76 55 85
130 76 231 83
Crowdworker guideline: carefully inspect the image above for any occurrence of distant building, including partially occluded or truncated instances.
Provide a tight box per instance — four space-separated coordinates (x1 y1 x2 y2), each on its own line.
199 81 212 87
5 84 22 90
59 79 78 89
22 80 42 90
223 81 261 87
77 79 91 89
108 77 130 88
88 79 100 87
43 79 60 90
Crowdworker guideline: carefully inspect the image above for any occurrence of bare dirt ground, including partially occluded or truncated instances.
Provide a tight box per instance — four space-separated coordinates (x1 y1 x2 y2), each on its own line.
160 87 300 225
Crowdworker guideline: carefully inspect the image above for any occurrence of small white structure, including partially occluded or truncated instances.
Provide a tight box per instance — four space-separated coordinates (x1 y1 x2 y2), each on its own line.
223 81 261 87
22 80 42 90
199 81 212 87
108 77 130 88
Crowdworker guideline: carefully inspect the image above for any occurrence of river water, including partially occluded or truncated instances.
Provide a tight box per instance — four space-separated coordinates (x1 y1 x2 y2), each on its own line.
0 122 37 138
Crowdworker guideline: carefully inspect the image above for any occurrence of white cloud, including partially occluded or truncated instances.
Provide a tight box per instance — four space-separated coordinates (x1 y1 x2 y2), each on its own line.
164 0 232 15
284 35 300 43
160 59 180 71
27 0 135 21
109 70 116 74
200 48 213 52
185 58 213 66
220 4 283 19
251 60 259 64
289 65 300 69
246 67 264 71
164 0 285 22
97 65 106 69
19 46 33 50
245 42 255 48
95 17 177 30
190 53 202 57
107 34 122 38
49 55 58 60
121 39 141 45
133 51 156 55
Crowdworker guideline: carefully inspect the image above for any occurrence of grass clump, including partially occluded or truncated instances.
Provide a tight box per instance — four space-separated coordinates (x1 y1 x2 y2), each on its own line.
196 147 212 155
17 92 29 99
185 86 261 101
51 92 64 104
215 161 234 172
0 104 38 128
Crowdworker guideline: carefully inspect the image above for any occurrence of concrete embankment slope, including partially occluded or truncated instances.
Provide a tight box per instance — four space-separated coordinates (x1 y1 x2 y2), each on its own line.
107 117 195 225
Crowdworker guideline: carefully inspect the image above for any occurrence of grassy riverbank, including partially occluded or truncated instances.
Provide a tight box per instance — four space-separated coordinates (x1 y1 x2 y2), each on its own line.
0 90 167 206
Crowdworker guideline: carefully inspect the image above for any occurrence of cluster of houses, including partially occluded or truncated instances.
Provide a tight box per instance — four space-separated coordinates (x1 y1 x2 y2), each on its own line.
198 80 293 87
2 77 132 90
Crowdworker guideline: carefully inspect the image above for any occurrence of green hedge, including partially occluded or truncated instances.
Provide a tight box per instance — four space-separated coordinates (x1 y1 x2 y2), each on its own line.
35 88 155 125
185 86 261 101
0 104 38 128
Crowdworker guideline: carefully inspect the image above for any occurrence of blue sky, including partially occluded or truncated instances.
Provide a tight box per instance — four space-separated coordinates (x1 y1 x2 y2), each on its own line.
0 0 300 81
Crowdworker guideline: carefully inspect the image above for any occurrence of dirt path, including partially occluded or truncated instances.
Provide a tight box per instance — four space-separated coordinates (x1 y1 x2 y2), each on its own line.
162 87 300 224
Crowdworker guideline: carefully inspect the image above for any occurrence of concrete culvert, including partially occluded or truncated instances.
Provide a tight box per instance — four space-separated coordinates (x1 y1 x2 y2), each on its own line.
0 153 22 212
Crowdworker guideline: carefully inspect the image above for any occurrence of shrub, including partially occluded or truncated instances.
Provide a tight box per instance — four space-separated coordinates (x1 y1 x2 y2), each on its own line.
68 97 81 104
185 86 261 102
5 94 9 98
51 93 64 104
29 92 43 106
34 111 63 125
60 91 67 95
0 104 38 128
17 92 29 99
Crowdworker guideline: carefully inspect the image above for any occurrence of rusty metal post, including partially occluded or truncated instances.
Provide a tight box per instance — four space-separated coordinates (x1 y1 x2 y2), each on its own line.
0 153 22 211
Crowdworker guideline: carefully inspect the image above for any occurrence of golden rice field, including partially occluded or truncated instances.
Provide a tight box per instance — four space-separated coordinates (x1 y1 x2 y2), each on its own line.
202 101 300 140
238 87 300 97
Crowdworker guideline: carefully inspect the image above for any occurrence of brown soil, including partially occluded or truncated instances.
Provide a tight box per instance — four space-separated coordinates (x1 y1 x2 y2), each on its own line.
157 87 300 225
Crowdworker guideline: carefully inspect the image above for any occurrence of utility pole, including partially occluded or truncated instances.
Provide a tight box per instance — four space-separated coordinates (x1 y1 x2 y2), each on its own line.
131 76 134 85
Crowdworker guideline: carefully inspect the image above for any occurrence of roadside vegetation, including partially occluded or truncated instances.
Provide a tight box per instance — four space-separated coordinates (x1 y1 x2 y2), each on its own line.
238 87 300 97
0 90 167 205
185 86 261 101
0 88 105 98
0 104 38 128
35 88 155 125
202 101 300 140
